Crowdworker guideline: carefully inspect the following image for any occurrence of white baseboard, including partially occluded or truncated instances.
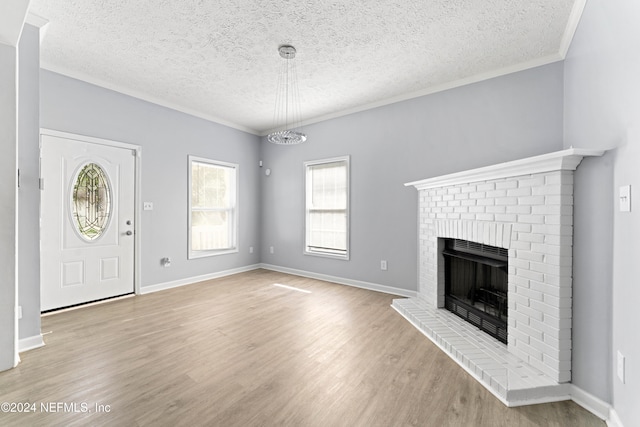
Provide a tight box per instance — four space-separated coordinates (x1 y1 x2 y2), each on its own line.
569 386 625 426
140 264 261 295
569 384 612 422
18 334 45 353
20 263 625 426
606 408 623 427
259 263 418 298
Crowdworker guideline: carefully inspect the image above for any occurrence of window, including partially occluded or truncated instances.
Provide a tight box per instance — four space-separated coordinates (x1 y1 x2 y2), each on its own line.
71 162 112 241
304 156 350 259
188 156 238 258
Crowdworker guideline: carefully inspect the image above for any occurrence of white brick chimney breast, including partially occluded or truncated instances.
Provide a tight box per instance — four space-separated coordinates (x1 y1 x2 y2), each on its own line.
392 148 604 406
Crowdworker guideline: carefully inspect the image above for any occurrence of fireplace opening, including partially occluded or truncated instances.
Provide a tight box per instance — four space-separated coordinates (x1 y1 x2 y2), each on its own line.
442 239 508 344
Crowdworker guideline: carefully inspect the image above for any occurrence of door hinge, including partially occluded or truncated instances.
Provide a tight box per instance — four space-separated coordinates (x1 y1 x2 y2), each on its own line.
17 169 20 189
39 178 45 190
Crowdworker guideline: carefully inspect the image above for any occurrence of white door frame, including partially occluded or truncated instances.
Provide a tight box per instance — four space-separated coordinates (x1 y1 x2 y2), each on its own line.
40 128 142 297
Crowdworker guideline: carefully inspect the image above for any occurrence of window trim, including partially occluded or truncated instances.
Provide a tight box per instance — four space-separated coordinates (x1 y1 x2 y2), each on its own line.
188 155 239 259
303 156 350 260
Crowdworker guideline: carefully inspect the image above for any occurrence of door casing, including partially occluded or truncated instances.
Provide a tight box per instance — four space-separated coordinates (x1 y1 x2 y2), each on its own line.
39 128 142 306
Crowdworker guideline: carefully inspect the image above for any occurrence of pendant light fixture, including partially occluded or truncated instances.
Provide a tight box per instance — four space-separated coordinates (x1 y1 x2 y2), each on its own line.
267 45 307 145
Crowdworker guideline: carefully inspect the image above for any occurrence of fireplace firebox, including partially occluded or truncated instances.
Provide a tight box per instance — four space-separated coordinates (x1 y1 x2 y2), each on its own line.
442 238 508 343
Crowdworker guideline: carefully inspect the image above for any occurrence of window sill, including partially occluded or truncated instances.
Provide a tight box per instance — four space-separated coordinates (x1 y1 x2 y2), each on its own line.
188 248 238 259
303 250 349 261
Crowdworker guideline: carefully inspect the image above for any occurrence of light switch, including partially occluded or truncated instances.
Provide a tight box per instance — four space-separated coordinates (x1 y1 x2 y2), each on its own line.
619 185 631 212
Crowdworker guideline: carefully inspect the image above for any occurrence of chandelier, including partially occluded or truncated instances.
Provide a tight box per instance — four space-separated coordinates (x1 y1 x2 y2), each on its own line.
267 45 307 145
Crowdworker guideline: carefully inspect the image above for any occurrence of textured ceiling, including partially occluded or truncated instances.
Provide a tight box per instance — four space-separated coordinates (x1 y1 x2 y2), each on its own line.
28 0 582 135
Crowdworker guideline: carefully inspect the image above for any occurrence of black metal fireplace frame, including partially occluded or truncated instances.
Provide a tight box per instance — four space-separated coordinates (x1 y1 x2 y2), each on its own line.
442 239 508 344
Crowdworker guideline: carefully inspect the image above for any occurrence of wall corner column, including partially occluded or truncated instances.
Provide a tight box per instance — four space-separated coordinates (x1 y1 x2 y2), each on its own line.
0 42 19 371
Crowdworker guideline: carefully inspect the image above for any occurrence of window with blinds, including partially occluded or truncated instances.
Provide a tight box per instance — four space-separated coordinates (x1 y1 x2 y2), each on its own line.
188 156 238 258
304 156 350 259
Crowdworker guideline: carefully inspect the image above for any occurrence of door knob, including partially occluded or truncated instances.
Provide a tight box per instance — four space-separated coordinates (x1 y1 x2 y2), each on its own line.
125 230 133 236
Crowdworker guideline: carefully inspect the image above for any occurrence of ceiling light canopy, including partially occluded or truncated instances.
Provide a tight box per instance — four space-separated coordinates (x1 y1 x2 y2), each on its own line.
267 45 307 145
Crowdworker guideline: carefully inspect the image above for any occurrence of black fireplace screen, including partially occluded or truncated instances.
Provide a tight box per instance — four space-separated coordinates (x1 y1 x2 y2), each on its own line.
443 239 508 343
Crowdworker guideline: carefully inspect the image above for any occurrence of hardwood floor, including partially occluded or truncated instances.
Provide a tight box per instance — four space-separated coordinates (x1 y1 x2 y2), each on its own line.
1 269 605 426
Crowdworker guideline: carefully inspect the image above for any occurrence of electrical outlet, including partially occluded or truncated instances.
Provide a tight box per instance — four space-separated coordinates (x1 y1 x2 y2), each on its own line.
270 246 275 254
143 202 154 211
381 260 388 271
249 246 254 254
617 351 626 383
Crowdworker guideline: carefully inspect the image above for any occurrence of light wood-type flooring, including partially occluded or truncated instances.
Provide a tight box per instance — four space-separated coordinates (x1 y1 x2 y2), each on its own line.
0 269 605 426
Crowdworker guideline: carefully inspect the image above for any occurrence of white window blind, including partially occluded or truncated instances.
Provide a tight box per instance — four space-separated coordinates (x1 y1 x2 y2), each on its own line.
305 157 349 259
188 156 238 258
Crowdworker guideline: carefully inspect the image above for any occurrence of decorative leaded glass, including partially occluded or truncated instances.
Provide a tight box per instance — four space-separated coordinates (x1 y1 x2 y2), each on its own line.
72 163 111 241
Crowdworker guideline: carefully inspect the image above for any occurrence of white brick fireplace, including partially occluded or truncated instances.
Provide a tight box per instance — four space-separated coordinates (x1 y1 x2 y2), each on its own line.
392 148 604 406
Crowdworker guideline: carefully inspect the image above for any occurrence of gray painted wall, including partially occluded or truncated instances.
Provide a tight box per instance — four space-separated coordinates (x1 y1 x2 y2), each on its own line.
570 155 613 404
39 70 262 291
18 23 41 341
260 63 564 293
14 10 627 419
0 39 18 371
564 0 640 423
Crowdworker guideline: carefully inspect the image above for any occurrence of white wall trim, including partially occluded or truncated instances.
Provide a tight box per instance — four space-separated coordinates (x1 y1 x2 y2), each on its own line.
261 54 565 136
40 64 260 136
569 385 612 422
0 0 30 47
143 261 415 301
17 261 622 425
568 386 624 427
18 334 45 353
140 264 261 295
558 0 587 58
40 128 141 151
25 12 49 29
43 54 562 139
39 128 143 299
24 12 50 45
260 263 417 298
606 408 624 427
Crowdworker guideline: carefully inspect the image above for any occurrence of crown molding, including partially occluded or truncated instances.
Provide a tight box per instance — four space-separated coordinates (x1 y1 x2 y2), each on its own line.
40 63 262 136
558 0 587 58
0 0 30 47
36 0 583 138
25 12 49 29
260 53 565 136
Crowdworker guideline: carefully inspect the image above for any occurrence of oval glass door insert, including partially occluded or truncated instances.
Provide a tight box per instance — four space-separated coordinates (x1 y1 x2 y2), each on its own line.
72 162 112 241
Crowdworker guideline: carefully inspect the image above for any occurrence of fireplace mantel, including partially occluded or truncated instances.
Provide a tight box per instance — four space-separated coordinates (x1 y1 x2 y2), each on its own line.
405 148 604 190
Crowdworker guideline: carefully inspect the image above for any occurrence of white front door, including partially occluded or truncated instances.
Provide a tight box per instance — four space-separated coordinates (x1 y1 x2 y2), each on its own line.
40 134 136 311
